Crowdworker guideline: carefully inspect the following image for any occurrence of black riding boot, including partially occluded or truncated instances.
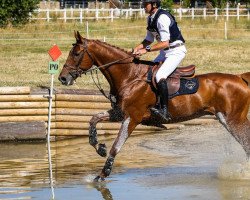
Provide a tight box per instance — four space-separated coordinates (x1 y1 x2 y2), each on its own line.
157 79 171 121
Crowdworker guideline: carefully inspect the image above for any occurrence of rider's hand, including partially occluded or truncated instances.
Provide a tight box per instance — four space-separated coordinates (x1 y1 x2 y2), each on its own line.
133 48 147 56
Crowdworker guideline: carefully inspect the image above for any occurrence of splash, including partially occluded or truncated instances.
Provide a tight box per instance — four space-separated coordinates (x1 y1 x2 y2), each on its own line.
217 159 250 180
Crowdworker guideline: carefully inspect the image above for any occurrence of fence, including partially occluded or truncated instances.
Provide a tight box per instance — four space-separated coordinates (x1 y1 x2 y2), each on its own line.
32 7 250 22
0 87 218 140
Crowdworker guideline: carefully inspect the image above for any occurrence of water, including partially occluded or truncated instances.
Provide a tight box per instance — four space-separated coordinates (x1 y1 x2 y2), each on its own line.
0 123 250 200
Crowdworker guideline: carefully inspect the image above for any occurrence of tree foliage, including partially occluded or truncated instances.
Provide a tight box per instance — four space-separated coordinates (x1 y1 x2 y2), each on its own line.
0 0 39 27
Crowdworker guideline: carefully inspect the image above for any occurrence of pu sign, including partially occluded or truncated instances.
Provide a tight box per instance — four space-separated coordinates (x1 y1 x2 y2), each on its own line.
48 61 59 74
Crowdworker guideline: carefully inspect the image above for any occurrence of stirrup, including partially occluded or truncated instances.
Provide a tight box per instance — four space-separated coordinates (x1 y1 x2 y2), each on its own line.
150 107 172 122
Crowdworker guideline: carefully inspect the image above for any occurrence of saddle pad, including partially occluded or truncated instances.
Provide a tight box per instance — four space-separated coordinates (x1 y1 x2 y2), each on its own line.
169 77 199 99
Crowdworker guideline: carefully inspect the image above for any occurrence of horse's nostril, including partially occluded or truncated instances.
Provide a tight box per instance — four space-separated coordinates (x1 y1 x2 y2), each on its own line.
59 76 67 84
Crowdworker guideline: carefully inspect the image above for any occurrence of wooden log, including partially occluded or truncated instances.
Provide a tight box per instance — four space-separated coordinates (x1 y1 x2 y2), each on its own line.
55 122 173 131
0 108 55 116
56 101 111 109
55 115 92 122
0 87 30 95
56 94 109 102
55 108 105 116
0 115 55 122
55 88 104 95
0 102 54 109
51 129 158 136
0 95 54 102
0 121 46 141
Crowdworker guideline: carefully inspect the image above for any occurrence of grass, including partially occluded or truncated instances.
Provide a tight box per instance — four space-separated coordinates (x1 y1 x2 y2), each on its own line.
0 17 249 89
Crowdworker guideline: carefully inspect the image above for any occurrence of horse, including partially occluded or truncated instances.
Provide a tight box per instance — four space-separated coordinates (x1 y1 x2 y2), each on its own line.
58 31 250 182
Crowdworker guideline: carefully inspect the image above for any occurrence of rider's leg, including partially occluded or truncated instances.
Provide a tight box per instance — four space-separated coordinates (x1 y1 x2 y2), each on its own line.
155 49 186 120
157 78 171 120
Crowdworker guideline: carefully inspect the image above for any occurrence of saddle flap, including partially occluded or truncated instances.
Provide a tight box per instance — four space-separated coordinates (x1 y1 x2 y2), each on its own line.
148 64 196 97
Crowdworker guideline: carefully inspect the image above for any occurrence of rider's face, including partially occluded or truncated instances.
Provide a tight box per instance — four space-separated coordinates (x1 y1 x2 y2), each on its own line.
143 2 152 14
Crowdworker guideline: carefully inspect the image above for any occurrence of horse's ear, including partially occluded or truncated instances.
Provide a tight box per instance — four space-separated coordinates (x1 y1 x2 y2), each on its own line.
74 30 83 43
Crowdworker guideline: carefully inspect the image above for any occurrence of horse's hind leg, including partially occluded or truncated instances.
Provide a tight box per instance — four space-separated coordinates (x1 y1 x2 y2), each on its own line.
228 119 250 158
217 111 250 158
89 107 124 157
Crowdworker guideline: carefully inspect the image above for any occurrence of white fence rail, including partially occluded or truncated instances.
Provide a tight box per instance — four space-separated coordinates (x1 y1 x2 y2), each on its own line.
32 7 250 22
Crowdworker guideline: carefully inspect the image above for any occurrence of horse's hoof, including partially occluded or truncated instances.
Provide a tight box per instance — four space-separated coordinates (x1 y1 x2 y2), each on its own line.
94 175 105 182
97 143 107 157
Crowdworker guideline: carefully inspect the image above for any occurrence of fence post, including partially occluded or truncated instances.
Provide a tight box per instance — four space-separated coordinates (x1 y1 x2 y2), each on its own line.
226 3 229 21
111 8 114 22
95 8 99 21
203 7 206 19
126 10 128 19
80 9 83 23
46 9 50 22
71 7 73 18
224 21 227 40
130 8 132 17
179 7 182 20
86 21 89 39
237 3 240 20
192 7 194 20
64 8 67 22
215 7 218 20
248 10 250 20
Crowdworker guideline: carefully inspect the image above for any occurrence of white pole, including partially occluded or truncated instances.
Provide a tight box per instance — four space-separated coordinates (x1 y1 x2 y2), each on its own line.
47 74 55 200
64 8 67 22
203 7 206 20
111 8 113 22
237 3 240 20
226 4 229 21
95 8 99 20
215 7 218 20
224 21 227 40
46 9 50 22
192 7 194 20
86 21 89 39
80 9 83 24
179 7 182 20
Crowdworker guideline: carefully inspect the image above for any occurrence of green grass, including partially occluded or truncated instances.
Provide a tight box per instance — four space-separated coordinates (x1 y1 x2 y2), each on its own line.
0 18 249 89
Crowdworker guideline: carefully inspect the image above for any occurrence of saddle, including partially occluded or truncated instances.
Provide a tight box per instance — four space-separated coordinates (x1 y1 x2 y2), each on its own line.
148 64 196 96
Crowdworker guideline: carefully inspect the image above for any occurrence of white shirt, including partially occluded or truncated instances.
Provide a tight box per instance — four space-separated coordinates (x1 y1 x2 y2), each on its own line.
145 11 183 46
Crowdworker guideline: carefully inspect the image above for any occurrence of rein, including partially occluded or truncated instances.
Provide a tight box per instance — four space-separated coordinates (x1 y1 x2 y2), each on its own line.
64 40 135 103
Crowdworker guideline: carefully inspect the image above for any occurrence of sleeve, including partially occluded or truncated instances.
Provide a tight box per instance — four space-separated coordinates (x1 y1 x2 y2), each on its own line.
157 14 171 42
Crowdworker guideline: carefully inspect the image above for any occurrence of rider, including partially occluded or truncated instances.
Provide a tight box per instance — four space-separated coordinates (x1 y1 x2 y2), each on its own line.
133 0 186 121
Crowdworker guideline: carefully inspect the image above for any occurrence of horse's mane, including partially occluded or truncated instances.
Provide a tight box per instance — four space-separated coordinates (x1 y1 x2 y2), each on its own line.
94 39 132 55
91 39 155 66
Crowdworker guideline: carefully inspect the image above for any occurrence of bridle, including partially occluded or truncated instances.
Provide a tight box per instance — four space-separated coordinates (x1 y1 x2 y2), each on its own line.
63 39 135 102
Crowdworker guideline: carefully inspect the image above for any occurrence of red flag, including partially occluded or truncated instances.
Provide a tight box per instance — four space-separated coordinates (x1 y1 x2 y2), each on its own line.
48 45 62 61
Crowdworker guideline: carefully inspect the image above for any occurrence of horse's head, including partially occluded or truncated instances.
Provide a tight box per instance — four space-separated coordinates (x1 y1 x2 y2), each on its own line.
58 31 94 85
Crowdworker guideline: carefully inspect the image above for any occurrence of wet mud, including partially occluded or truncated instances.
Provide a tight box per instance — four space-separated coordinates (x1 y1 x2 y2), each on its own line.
0 123 250 200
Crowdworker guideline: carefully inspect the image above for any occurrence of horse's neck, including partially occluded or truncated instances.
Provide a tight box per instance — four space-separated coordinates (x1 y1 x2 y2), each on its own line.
91 41 136 95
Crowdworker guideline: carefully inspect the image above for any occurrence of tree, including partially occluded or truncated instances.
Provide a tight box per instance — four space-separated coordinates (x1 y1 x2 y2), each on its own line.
0 0 39 27
161 0 173 11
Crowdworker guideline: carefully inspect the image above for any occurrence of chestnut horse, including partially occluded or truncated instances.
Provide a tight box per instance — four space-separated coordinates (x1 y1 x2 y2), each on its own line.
58 31 250 181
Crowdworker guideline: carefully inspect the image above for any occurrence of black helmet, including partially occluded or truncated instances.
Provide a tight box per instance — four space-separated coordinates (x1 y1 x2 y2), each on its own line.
142 0 161 7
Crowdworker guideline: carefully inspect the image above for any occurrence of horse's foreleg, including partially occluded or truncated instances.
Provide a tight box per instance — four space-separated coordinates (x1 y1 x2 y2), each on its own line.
89 111 110 157
89 107 124 157
94 116 137 181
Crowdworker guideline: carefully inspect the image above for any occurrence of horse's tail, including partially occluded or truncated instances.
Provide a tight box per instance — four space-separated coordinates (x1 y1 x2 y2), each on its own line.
240 72 250 86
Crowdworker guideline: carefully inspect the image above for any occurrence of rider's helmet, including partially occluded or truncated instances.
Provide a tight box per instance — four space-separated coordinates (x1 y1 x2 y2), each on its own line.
142 0 161 8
